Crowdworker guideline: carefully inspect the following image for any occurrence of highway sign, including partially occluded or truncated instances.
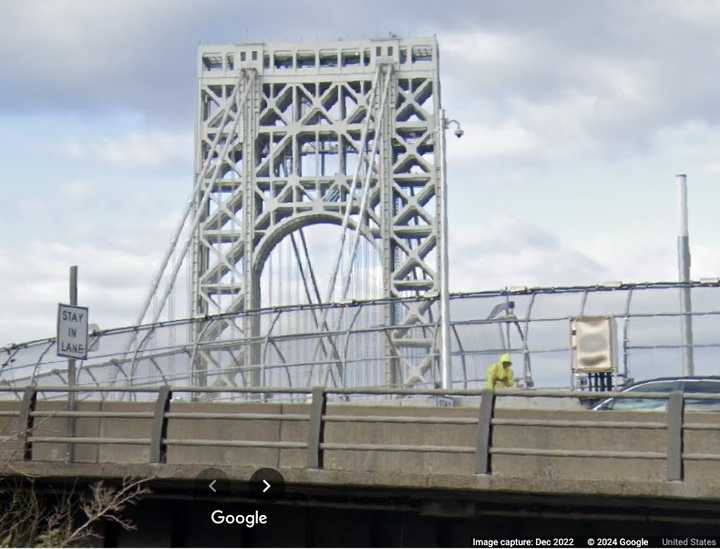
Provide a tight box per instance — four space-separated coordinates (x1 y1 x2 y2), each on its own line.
57 303 89 359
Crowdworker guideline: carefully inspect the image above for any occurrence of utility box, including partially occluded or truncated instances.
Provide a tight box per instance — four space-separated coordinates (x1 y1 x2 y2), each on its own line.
571 316 618 373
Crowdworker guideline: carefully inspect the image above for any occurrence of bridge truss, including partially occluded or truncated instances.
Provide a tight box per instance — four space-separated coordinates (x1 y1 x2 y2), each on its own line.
126 37 449 390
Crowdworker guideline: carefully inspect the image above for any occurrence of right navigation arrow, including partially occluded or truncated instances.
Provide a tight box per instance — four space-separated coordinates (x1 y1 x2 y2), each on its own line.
250 467 285 498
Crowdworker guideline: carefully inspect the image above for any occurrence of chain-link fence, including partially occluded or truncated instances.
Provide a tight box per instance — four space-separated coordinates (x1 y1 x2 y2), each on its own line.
1 281 719 401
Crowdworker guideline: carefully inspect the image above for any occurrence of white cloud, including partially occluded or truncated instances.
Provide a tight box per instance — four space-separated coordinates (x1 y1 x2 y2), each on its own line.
58 131 192 169
583 237 676 283
651 121 720 176
0 211 189 344
451 120 540 160
60 181 95 201
449 216 609 291
2 2 189 78
448 211 720 293
662 2 720 26
443 30 533 75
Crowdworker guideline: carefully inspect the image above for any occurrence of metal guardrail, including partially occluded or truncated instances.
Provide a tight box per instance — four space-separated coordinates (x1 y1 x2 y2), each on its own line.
2 386 720 481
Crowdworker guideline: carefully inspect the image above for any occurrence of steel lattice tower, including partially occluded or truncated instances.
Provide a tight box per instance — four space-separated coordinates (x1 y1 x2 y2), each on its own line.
191 37 446 387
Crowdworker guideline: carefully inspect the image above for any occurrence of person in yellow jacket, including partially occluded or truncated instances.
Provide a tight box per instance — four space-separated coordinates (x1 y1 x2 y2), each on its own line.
486 353 515 390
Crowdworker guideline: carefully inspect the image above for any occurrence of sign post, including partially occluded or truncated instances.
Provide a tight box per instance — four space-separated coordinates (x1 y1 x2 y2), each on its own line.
57 266 87 462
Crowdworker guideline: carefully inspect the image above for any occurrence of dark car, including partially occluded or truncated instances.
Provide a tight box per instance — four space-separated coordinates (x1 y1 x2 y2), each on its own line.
592 376 720 411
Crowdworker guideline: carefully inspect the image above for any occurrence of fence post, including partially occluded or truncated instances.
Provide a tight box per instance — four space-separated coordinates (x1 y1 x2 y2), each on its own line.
150 386 172 464
666 390 684 481
475 389 495 475
18 387 38 462
307 387 327 469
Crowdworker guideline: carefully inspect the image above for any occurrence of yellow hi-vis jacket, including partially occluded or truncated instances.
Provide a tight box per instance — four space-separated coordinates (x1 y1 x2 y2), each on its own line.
486 353 514 390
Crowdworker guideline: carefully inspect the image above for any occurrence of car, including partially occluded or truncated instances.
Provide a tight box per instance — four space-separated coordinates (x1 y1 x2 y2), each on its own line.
592 376 720 411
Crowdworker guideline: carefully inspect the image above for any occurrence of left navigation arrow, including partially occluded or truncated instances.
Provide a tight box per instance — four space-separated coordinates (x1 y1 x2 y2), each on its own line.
194 468 228 498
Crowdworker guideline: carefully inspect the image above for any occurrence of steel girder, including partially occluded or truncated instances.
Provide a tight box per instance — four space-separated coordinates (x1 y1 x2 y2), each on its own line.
191 38 443 387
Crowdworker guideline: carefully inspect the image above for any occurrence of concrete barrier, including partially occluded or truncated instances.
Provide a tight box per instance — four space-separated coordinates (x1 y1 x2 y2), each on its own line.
167 401 283 468
683 410 720 483
1 397 719 490
0 400 20 462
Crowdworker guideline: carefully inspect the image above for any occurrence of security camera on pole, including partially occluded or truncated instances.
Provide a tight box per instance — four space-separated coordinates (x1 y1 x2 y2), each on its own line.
438 111 463 390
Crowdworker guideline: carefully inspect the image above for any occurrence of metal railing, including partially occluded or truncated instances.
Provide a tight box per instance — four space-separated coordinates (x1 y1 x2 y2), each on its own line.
2 385 720 482
2 281 720 396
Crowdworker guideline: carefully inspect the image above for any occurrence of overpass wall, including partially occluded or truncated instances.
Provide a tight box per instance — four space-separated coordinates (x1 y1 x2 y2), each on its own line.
2 400 719 485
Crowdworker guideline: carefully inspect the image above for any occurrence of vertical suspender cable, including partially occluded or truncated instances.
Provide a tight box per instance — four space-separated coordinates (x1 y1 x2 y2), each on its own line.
323 69 381 305
168 247 176 375
150 73 252 325
125 72 252 361
130 77 242 336
339 68 392 303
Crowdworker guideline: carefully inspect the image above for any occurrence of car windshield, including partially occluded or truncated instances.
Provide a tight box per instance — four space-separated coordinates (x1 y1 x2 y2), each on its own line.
609 381 676 410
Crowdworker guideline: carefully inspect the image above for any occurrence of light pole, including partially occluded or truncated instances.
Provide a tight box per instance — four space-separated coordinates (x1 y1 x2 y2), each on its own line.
676 174 694 376
439 110 463 389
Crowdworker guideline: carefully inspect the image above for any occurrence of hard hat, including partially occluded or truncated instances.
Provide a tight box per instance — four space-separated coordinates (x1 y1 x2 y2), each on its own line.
500 353 512 365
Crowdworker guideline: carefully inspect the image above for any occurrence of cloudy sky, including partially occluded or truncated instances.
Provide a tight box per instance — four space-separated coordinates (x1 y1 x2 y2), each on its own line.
1 1 720 345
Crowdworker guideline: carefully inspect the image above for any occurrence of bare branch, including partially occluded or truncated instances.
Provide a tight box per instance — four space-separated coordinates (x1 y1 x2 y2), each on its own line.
61 477 152 547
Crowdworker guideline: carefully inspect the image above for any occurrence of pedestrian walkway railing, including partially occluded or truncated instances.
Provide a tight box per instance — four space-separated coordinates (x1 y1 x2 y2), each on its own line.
1 385 719 483
2 281 720 393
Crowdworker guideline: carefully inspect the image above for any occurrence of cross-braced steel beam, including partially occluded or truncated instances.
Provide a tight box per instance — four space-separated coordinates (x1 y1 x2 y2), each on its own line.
189 38 445 388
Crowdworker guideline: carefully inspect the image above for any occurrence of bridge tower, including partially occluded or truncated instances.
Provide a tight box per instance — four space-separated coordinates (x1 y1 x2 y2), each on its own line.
190 37 447 387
